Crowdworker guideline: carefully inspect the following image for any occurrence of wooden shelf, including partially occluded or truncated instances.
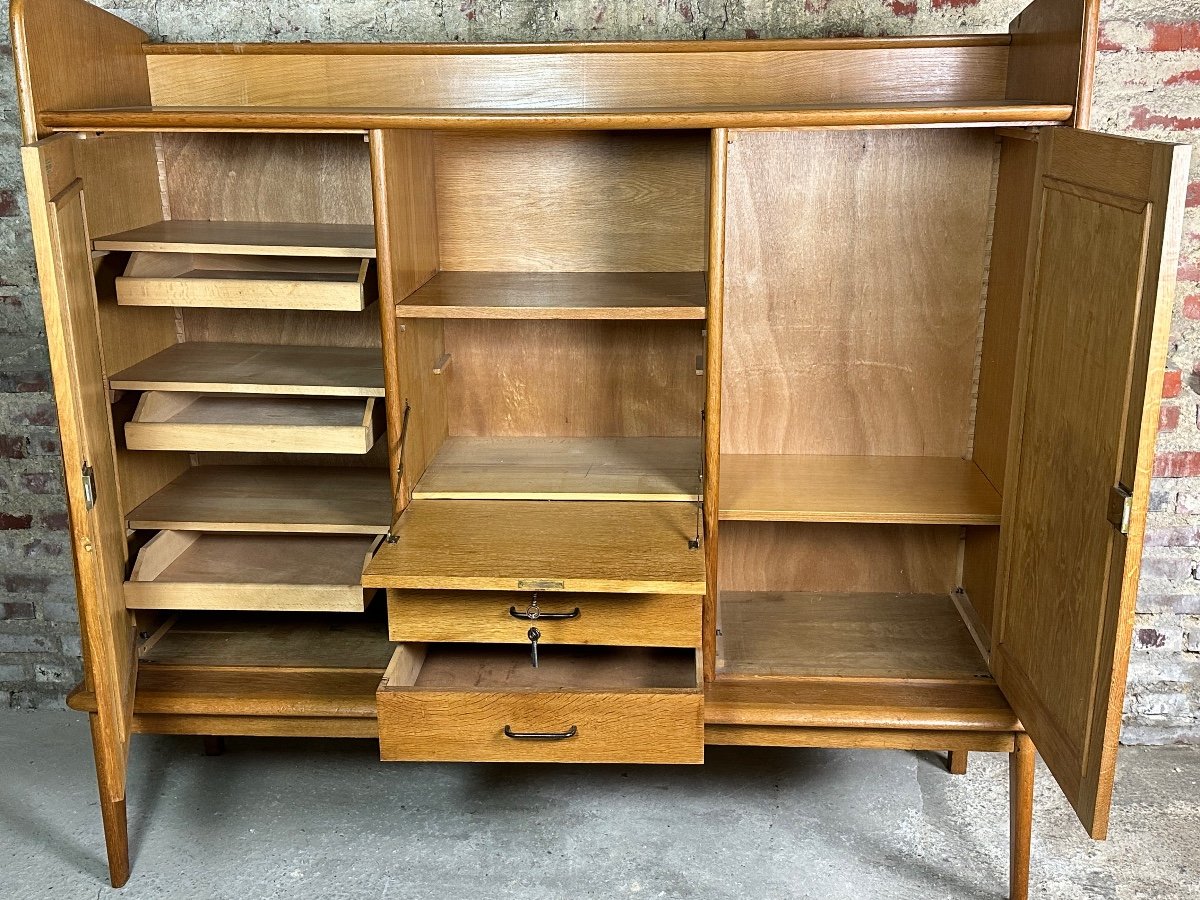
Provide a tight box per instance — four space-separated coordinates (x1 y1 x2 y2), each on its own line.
93 220 377 258
127 465 391 534
42 101 1074 133
125 392 384 454
397 271 706 320
71 611 391 728
718 454 1001 524
124 531 382 612
703 679 1017 732
109 342 386 398
117 252 375 311
412 437 701 501
363 500 706 593
716 591 989 681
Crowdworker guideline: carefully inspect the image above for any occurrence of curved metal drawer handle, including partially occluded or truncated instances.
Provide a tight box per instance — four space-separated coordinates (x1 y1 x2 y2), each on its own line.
509 606 581 620
503 725 578 741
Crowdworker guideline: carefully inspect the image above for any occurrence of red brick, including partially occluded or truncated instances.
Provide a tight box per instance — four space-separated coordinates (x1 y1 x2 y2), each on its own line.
1148 22 1200 52
0 190 16 218
1189 184 1200 208
3 574 49 593
1161 404 1181 431
1163 369 1183 398
0 514 33 530
0 435 27 459
1097 25 1123 52
888 0 917 17
1146 526 1200 547
1184 294 1200 318
20 472 58 495
1131 105 1200 132
38 511 68 531
1137 628 1168 649
1167 69 1200 87
1154 451 1200 477
0 602 36 620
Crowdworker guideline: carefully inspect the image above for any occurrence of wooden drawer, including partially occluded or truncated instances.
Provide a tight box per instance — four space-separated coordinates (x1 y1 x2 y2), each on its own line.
125 391 384 454
386 589 700 647
377 644 703 763
116 252 375 312
124 531 382 612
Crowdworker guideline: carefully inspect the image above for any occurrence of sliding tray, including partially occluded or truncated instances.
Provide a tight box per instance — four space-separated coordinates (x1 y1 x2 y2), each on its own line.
116 252 375 312
124 531 383 612
124 391 384 454
377 643 703 763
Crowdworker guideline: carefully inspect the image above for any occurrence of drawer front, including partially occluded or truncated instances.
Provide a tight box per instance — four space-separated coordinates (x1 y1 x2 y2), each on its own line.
116 274 366 311
387 590 700 647
377 689 703 764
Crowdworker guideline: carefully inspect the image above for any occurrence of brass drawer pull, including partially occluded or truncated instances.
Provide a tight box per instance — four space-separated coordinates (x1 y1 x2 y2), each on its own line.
509 605 581 621
503 725 578 741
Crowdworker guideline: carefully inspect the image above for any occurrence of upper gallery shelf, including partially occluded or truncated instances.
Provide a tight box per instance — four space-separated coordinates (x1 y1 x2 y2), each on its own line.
40 101 1073 134
398 272 706 320
719 455 1002 525
93 220 377 258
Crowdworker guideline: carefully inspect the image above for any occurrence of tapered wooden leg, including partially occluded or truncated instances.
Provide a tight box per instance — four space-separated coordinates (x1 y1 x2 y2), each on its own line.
88 714 130 888
202 735 226 756
1009 733 1035 900
948 750 968 774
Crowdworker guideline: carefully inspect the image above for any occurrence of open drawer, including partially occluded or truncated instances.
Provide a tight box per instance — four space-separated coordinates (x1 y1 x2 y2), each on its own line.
386 589 701 647
124 531 382 612
377 643 703 763
115 252 376 311
125 391 384 453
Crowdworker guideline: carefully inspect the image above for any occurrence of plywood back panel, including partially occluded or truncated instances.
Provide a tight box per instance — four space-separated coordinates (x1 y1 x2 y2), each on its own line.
160 133 374 226
720 128 996 457
433 131 707 272
445 320 703 438
718 522 959 594
146 44 1010 111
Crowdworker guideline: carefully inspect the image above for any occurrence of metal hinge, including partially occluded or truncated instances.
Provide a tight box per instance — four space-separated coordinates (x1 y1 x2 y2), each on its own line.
81 462 96 510
1107 484 1133 535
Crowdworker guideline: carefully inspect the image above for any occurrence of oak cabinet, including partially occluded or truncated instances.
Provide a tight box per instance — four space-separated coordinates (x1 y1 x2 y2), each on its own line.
13 0 1187 894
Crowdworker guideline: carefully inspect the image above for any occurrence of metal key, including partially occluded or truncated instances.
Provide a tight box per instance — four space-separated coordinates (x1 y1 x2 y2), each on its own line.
528 626 541 668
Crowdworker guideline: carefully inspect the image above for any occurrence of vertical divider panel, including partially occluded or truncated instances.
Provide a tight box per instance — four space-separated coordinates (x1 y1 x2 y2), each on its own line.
704 129 728 682
369 130 444 521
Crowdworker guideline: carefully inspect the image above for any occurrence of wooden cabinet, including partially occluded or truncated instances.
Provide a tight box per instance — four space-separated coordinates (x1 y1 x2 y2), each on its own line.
13 0 1189 894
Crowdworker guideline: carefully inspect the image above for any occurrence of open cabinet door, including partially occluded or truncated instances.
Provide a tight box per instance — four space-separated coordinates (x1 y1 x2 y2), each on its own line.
22 136 136 795
993 127 1189 839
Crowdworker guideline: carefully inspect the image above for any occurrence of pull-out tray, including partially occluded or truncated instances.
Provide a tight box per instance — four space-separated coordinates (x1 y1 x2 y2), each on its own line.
125 391 383 454
116 252 375 311
124 531 382 612
377 643 703 763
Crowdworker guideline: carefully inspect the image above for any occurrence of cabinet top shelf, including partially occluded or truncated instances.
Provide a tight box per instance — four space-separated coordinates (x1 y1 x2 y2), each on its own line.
41 101 1073 134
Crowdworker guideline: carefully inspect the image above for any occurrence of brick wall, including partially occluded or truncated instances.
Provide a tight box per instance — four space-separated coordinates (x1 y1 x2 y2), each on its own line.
2 0 1199 742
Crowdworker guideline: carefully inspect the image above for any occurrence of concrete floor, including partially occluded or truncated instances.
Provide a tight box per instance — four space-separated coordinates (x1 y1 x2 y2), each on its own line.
1 713 1197 899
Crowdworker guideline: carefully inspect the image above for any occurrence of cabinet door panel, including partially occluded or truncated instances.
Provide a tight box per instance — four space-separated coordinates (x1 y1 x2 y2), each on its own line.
993 127 1189 839
22 137 136 794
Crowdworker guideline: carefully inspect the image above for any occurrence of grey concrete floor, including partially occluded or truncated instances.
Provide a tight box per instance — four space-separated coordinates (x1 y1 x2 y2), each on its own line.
0 712 1197 899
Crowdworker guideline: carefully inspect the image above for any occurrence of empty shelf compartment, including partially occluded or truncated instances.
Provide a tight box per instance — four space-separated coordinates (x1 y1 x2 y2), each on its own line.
124 531 383 612
116 252 376 311
126 465 392 534
110 343 386 397
397 271 707 320
412 436 702 501
716 591 989 680
125 391 384 454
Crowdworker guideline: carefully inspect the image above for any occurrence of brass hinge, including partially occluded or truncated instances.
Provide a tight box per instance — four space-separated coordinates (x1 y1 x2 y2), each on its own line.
1107 484 1133 535
81 462 96 511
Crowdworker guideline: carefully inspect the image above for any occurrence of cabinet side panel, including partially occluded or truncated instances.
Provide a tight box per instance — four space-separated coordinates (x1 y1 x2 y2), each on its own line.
1006 0 1099 127
721 128 994 457
11 0 151 142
